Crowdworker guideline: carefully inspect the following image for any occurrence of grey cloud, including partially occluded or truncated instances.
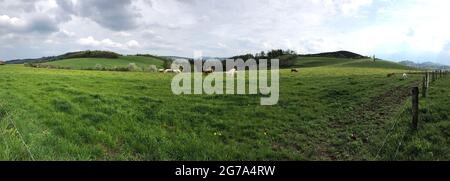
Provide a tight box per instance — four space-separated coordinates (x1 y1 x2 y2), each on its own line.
0 14 58 34
78 0 140 31
56 0 75 14
26 14 59 33
54 0 140 31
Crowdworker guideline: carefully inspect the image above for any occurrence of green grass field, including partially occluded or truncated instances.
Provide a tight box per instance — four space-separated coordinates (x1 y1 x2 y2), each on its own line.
43 55 165 69
0 57 447 161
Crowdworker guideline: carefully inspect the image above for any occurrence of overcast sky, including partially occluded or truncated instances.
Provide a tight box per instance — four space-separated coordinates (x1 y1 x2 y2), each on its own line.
1 0 450 65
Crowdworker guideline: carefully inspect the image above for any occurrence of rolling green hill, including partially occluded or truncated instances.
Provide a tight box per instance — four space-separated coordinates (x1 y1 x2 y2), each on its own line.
43 55 411 71
20 50 410 72
44 56 166 69
339 59 412 69
302 50 368 59
7 50 121 64
283 56 411 70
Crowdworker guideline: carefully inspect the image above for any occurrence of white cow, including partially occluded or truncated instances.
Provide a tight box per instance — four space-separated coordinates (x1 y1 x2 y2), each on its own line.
402 73 408 79
164 69 181 74
226 68 237 76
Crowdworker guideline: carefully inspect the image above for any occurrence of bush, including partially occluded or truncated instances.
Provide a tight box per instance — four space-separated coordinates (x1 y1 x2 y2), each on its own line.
114 67 129 71
127 63 140 71
94 64 103 70
147 65 158 72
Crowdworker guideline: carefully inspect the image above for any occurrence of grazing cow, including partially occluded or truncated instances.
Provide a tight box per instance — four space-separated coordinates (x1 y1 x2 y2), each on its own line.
291 68 298 73
164 69 181 73
387 73 395 77
226 68 237 76
402 73 408 79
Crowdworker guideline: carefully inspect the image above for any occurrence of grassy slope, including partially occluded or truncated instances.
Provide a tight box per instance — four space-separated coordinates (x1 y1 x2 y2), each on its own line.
44 56 165 69
290 56 411 70
0 59 429 160
45 55 410 71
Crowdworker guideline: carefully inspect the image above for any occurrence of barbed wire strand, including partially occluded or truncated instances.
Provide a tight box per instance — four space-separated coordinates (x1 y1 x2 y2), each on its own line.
6 111 35 161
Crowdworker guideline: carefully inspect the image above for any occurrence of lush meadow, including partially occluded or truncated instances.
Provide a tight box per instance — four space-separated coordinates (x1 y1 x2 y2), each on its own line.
1 57 441 160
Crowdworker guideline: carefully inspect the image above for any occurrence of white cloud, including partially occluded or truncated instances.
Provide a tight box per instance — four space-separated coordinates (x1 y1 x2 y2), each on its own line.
44 39 56 44
114 31 132 37
77 36 120 48
338 0 373 16
0 15 26 30
77 36 141 49
217 42 228 49
60 29 76 37
126 40 141 48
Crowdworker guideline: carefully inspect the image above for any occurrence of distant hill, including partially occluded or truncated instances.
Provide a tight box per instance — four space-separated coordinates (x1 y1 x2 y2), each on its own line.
161 56 192 60
7 50 121 64
43 56 166 69
301 51 368 59
287 56 411 70
399 60 450 70
7 56 55 64
7 49 410 70
275 50 397 68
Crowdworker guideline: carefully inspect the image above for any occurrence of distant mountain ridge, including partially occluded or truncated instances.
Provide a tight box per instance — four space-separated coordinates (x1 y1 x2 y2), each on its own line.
399 60 450 70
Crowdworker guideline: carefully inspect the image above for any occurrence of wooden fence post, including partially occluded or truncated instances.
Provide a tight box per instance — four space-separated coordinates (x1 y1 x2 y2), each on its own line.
432 71 436 82
412 87 419 130
422 76 427 98
431 71 434 82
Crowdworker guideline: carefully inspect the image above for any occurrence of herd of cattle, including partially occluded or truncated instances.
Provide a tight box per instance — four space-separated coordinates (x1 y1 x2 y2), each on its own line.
157 68 300 75
158 67 410 81
157 67 238 76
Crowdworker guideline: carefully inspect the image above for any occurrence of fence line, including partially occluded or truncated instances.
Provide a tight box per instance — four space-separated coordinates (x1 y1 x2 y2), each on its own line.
373 70 447 159
411 69 448 130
